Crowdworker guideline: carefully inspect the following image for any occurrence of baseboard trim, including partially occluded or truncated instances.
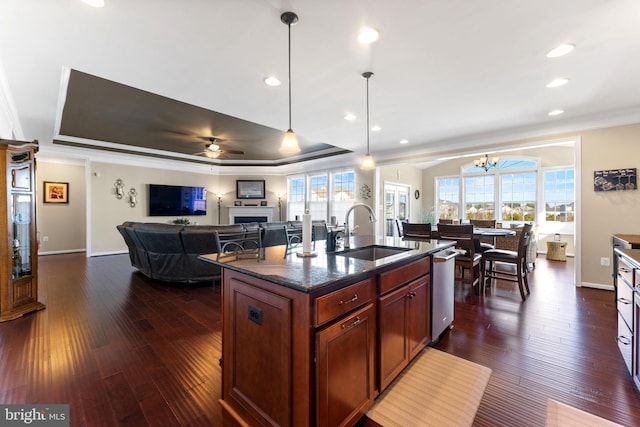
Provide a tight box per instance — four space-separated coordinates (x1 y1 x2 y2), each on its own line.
580 281 613 291
38 249 86 256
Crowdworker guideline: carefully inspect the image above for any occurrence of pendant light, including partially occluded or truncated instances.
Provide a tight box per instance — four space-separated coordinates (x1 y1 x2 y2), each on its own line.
279 11 301 155
360 71 375 170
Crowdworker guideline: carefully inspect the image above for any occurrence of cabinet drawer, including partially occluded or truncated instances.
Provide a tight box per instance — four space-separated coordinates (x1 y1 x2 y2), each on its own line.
617 280 634 329
617 256 635 287
617 312 633 375
315 279 374 326
379 257 430 294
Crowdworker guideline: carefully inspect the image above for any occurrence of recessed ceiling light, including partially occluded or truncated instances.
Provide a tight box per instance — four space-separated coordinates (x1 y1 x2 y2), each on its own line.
548 109 564 116
400 139 409 144
358 27 380 44
371 125 382 132
344 113 356 121
546 44 575 58
546 78 569 88
81 0 105 7
264 76 281 86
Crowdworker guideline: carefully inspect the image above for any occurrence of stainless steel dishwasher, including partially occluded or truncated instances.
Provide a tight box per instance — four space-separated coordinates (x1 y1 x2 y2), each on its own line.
431 248 457 341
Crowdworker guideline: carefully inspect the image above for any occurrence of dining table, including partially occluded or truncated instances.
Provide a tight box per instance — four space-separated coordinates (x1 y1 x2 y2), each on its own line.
429 225 516 238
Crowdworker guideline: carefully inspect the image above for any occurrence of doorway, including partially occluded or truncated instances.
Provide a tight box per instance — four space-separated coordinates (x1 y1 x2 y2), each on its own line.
384 183 410 237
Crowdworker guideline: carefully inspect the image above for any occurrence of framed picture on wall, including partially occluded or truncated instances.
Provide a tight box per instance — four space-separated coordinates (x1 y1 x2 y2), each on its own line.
44 181 69 204
236 180 265 199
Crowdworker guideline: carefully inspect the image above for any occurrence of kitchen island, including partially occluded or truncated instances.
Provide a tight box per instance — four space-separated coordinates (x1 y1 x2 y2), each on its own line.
200 235 455 427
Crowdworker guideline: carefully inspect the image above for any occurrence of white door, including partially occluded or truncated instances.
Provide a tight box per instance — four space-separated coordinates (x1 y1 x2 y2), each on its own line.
384 183 410 237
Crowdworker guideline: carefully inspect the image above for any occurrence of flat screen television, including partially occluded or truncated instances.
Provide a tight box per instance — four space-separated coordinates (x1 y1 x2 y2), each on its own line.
148 184 207 216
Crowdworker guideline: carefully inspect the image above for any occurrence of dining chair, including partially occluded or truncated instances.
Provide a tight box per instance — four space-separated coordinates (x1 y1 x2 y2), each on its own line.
213 229 262 261
402 222 431 239
470 219 497 253
480 222 533 301
437 224 481 293
438 218 454 224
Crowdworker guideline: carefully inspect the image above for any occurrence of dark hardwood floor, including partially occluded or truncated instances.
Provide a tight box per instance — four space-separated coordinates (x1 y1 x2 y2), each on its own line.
0 253 638 426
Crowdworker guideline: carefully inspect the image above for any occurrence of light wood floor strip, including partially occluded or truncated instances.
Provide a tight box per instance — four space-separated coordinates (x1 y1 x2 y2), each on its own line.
366 347 492 427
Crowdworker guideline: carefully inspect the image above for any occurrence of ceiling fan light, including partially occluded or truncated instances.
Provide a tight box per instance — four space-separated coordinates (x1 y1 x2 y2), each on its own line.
280 129 301 154
207 143 220 152
361 153 375 170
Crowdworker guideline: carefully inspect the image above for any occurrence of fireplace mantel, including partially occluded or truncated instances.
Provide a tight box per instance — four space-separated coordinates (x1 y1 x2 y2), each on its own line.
228 206 275 224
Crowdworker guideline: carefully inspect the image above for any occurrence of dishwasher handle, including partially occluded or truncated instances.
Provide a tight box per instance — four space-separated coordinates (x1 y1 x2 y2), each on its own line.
434 250 459 262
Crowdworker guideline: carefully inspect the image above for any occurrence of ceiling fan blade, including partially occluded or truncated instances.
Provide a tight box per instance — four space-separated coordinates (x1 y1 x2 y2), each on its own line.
220 149 245 155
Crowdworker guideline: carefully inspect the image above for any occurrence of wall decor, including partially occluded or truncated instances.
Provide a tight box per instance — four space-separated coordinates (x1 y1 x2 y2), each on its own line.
114 179 125 199
359 184 371 200
593 168 637 191
260 201 268 206
236 180 265 199
234 201 242 206
44 181 69 204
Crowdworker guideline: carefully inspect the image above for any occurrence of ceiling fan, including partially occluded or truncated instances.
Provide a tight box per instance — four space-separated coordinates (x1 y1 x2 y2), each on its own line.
193 137 245 159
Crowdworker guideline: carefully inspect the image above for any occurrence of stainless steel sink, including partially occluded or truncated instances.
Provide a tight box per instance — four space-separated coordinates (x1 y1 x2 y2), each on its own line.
333 245 411 261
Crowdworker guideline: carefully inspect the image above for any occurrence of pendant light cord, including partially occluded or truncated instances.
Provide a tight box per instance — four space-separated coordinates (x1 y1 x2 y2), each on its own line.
287 21 292 129
366 76 370 155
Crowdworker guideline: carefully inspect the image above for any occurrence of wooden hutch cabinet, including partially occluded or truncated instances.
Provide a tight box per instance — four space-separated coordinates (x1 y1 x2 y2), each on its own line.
0 140 44 322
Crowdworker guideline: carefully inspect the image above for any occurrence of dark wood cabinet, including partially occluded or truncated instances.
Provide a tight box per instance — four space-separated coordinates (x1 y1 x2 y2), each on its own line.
221 269 375 427
219 252 434 426
221 275 294 426
0 140 44 322
378 258 430 391
316 303 376 427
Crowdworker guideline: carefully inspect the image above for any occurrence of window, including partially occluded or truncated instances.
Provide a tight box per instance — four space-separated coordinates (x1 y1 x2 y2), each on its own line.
436 177 460 220
287 177 305 220
308 174 328 220
464 175 494 220
332 171 355 224
500 172 536 221
287 170 356 222
544 169 575 222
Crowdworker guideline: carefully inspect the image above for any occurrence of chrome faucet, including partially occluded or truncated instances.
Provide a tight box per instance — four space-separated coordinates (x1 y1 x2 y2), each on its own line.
343 203 377 249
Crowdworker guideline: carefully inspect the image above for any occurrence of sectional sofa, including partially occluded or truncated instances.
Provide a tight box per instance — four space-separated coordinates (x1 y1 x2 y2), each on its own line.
117 220 327 285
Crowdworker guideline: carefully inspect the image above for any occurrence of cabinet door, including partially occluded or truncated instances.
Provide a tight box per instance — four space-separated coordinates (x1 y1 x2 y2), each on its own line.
379 284 410 391
223 277 293 426
407 275 430 360
316 303 375 427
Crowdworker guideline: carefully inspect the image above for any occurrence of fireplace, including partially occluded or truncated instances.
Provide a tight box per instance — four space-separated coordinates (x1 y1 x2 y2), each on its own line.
234 216 268 224
229 206 275 224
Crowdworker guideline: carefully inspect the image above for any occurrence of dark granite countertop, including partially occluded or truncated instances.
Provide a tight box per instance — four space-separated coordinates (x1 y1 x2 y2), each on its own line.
199 235 455 293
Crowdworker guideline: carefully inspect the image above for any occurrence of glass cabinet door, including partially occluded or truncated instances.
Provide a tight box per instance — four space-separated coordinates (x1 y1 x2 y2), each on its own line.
11 193 32 278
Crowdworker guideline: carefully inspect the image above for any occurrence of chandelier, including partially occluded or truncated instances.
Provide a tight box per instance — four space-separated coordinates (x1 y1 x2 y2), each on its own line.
474 154 499 172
